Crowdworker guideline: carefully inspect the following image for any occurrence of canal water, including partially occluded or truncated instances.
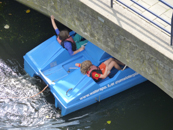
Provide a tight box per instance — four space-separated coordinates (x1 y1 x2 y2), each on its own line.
0 0 173 130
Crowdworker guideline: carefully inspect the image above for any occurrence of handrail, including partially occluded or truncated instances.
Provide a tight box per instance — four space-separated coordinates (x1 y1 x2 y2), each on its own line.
131 0 171 26
159 0 173 9
171 13 173 46
115 0 171 34
110 0 173 45
111 0 113 8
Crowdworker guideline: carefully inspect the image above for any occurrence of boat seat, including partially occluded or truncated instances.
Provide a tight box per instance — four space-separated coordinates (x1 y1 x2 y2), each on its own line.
108 68 119 78
84 41 111 65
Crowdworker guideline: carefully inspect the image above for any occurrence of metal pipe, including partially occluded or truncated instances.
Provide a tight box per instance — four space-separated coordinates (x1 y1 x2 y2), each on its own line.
111 0 113 8
159 0 173 9
131 0 171 25
171 13 173 46
116 0 170 34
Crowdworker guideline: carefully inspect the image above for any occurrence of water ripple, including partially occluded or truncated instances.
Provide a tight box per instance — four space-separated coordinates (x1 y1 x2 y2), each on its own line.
0 59 81 129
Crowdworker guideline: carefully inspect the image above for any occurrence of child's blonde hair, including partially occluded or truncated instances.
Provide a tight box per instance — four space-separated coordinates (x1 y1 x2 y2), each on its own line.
80 60 92 74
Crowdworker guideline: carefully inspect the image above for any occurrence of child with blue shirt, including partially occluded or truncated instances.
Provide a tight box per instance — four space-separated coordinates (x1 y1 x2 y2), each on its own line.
51 15 88 55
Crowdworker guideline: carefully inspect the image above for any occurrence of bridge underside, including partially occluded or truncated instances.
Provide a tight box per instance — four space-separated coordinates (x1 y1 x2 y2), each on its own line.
17 0 173 98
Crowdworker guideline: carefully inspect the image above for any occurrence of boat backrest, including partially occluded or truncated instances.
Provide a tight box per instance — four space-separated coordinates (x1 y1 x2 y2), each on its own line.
85 41 111 64
24 36 71 73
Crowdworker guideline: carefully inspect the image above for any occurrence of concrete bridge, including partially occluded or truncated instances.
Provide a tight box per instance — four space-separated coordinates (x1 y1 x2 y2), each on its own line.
17 0 173 98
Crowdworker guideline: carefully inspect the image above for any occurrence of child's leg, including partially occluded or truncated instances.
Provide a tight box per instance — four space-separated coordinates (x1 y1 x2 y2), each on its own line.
104 58 125 66
73 34 83 43
113 58 126 70
103 58 122 70
104 58 115 66
114 59 125 66
104 58 125 70
107 61 122 71
73 34 88 49
76 40 88 49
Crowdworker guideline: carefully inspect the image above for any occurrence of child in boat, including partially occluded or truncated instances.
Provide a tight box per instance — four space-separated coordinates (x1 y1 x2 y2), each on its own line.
51 15 88 55
76 58 126 82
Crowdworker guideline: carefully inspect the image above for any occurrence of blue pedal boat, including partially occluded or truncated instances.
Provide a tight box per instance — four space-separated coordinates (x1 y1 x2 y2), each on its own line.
23 32 147 116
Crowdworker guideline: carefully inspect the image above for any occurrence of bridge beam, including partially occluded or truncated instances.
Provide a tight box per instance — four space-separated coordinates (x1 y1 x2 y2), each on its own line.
17 0 173 98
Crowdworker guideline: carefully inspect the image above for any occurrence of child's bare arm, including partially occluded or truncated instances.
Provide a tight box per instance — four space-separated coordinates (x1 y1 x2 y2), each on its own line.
99 66 108 79
75 63 81 67
51 15 58 30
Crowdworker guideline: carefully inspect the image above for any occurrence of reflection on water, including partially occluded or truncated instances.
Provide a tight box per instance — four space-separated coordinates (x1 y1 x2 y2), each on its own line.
0 0 173 130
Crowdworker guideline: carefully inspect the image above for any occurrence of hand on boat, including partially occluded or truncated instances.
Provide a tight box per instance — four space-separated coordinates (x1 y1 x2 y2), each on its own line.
79 46 85 52
75 63 81 67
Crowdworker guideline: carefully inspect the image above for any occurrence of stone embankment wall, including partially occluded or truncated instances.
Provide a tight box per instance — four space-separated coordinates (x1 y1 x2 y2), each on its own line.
17 0 173 98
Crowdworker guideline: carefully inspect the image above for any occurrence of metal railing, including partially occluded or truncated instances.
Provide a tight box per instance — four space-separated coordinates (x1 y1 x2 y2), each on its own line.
159 0 173 9
171 13 173 46
111 0 113 8
110 0 172 35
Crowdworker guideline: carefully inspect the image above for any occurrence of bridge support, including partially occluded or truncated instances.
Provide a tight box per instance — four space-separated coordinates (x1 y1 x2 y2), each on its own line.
17 0 173 98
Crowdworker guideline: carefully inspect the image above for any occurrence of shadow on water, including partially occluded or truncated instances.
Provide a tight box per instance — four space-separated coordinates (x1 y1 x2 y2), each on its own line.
0 0 173 130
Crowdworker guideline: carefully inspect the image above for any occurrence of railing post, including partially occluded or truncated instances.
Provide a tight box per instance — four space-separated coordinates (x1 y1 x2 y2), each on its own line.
111 0 113 8
171 13 173 46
